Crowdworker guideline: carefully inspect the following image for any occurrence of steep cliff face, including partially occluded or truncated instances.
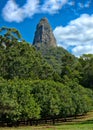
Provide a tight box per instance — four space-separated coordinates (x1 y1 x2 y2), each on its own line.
33 17 57 48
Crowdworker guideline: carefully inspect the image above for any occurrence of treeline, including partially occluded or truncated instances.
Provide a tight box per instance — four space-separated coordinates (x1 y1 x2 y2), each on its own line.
0 27 93 126
0 79 93 126
38 46 93 90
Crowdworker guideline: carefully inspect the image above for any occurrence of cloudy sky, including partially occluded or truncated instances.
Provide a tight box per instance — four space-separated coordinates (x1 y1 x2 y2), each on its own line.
0 0 93 57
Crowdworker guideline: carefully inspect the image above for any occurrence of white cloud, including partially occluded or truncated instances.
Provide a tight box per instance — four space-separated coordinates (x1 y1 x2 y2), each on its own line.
2 0 39 22
2 0 92 23
2 0 24 22
72 45 93 57
2 0 68 22
53 14 93 57
41 0 68 14
22 0 39 17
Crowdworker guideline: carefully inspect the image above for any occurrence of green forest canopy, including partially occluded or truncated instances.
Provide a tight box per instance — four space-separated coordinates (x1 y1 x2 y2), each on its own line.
0 27 93 126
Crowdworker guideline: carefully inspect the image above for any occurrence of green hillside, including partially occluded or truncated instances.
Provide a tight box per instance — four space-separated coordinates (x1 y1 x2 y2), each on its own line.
37 45 72 74
0 27 93 127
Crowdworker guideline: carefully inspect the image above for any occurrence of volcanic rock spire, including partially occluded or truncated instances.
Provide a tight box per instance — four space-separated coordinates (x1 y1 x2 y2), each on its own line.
33 17 57 47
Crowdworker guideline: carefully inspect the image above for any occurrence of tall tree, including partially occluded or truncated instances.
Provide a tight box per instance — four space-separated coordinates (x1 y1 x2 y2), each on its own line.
0 27 22 48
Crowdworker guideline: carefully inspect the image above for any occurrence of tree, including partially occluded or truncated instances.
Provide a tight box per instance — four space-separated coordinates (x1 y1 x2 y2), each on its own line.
0 79 41 125
79 54 93 89
0 38 54 80
61 53 82 84
31 80 60 124
72 85 92 116
14 79 40 121
0 26 22 48
0 79 19 125
57 84 75 119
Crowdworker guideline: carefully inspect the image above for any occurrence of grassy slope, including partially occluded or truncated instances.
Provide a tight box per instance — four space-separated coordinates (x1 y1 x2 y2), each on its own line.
0 111 93 130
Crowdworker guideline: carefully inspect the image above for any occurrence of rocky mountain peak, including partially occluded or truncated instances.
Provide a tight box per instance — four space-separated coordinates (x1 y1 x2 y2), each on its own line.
39 17 48 23
33 17 57 48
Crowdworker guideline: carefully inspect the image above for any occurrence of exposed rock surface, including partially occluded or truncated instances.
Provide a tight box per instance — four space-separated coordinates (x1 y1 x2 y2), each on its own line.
33 17 57 48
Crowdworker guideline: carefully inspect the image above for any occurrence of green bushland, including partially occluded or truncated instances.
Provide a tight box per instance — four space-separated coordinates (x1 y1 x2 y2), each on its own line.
0 27 93 126
0 79 93 126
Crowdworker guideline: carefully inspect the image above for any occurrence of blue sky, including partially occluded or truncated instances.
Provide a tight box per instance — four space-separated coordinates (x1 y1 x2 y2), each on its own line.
0 0 93 57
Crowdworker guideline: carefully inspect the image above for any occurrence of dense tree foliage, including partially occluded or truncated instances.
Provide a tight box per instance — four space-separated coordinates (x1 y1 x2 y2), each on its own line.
0 27 22 48
0 79 93 125
36 45 69 74
0 27 93 126
79 54 93 89
0 38 54 79
0 78 40 125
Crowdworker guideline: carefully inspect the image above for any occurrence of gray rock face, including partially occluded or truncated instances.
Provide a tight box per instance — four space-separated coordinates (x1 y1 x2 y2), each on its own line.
33 17 57 48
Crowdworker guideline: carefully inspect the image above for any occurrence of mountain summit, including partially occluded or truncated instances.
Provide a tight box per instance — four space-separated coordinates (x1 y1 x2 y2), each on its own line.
33 17 57 48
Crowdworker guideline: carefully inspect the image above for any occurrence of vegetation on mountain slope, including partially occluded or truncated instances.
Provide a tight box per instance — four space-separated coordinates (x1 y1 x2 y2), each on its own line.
0 27 93 126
